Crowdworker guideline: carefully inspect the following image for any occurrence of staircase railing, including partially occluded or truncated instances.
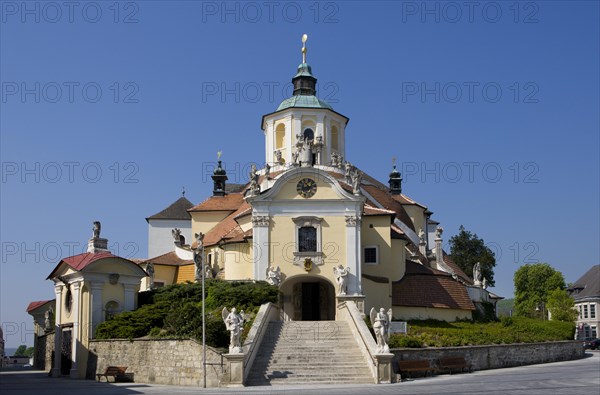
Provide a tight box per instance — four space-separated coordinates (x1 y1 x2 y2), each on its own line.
336 301 378 383
242 302 280 383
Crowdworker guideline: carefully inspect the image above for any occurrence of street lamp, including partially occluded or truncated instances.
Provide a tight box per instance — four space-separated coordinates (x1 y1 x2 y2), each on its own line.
193 233 206 388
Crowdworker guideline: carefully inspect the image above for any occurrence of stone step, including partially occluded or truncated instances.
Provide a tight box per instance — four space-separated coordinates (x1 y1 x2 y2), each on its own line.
246 320 374 386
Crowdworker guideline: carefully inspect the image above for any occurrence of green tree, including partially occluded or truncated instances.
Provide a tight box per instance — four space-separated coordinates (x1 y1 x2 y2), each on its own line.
547 289 578 322
14 345 27 356
449 225 497 286
514 263 566 318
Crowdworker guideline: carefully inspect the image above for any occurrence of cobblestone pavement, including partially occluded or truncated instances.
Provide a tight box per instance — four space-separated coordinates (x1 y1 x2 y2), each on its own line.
1 351 598 395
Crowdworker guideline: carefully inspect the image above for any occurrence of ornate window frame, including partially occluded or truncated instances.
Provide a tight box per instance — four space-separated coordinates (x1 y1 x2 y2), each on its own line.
292 216 323 265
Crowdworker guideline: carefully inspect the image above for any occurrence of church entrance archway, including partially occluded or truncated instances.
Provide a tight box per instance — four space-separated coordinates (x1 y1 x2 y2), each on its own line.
280 276 335 321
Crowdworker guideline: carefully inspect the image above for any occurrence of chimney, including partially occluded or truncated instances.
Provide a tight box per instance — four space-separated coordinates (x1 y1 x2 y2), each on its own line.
87 221 109 253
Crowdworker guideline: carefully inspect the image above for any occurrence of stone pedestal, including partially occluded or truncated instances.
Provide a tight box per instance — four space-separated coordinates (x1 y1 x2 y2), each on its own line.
336 295 366 316
87 237 108 253
223 353 245 387
374 353 394 384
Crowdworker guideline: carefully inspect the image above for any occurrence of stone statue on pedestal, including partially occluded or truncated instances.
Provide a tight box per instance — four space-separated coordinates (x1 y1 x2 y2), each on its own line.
351 169 362 195
473 262 482 286
205 264 214 279
370 307 392 353
92 221 101 238
333 265 350 295
222 307 245 354
193 232 204 282
147 263 155 289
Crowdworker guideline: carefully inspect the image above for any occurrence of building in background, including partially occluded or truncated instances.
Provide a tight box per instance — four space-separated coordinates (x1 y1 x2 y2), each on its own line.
570 265 600 340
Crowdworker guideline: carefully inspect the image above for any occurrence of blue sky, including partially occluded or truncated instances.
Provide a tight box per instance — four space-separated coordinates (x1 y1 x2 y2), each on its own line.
1 1 598 348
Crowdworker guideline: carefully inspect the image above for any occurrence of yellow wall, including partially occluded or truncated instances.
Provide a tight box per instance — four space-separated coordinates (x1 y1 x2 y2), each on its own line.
223 243 253 280
362 277 392 313
391 239 407 281
361 216 394 278
393 306 472 321
404 205 426 234
191 211 232 235
102 282 125 307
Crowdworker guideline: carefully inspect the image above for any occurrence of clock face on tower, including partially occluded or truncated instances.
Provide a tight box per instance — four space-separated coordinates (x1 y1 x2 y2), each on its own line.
296 178 317 198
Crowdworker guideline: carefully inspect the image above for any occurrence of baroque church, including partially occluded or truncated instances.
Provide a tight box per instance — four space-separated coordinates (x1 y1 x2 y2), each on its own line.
29 36 499 381
140 37 498 323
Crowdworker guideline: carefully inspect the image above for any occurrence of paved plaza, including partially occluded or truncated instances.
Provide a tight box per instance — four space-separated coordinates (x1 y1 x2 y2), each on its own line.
1 352 598 395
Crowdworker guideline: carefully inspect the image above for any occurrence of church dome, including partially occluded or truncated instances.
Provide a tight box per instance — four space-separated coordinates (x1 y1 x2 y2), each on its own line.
276 94 333 111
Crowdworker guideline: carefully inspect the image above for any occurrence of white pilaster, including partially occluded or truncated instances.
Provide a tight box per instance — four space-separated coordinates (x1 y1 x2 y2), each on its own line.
252 215 270 280
123 283 137 312
345 215 363 295
52 284 63 378
90 282 104 338
325 118 331 163
69 281 81 378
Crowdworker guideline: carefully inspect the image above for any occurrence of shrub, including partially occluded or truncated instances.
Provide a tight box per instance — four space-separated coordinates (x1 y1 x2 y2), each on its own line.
95 280 277 348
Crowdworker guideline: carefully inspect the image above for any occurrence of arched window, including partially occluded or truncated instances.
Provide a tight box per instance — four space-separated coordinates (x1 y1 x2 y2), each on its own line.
331 126 339 151
303 128 314 142
275 124 286 149
105 301 120 321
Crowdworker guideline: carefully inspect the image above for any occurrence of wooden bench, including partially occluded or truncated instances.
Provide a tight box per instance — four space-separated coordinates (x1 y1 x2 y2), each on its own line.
438 356 472 374
96 366 128 382
397 359 434 378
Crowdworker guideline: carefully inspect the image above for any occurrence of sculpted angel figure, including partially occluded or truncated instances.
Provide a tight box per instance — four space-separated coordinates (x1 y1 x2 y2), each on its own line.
351 169 362 194
345 162 353 184
333 265 350 295
222 307 245 353
370 307 392 353
193 232 204 282
473 262 482 285
266 266 281 286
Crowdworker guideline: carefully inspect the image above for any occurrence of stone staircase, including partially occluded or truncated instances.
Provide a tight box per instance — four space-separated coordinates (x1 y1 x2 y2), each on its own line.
246 320 374 386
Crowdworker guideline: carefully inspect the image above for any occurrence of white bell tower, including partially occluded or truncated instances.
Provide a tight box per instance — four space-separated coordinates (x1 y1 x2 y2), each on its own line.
261 34 349 168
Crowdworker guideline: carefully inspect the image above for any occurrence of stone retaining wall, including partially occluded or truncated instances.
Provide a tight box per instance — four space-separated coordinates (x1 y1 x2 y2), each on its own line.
392 341 584 373
88 338 225 387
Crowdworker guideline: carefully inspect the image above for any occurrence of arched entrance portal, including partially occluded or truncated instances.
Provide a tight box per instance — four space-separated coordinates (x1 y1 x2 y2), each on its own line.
280 276 335 321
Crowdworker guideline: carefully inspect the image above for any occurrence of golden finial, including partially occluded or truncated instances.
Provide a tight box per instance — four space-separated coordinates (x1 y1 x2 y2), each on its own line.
301 34 308 64
217 150 222 160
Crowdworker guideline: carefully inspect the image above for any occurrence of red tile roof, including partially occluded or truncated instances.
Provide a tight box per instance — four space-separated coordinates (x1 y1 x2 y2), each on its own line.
364 205 396 216
393 261 475 310
188 193 244 212
26 300 53 313
192 201 252 248
442 254 473 285
361 184 416 232
46 251 144 279
139 251 193 266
